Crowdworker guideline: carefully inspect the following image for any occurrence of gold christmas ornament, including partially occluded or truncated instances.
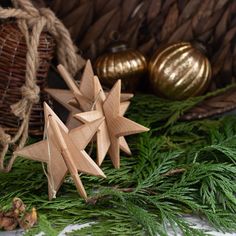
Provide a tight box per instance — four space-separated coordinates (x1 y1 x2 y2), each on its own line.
149 42 212 100
95 43 147 92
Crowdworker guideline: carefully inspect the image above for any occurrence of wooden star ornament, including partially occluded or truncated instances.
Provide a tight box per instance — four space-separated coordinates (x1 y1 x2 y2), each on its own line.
14 103 106 200
45 60 133 129
74 73 133 166
75 80 150 168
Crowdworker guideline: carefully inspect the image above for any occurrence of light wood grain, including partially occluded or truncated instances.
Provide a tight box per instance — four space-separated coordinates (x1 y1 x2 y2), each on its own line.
14 102 106 200
45 88 81 130
75 79 149 168
103 80 149 168
46 60 141 168
45 61 133 129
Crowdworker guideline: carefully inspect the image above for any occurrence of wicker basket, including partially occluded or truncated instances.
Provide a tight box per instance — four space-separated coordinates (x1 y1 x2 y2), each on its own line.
44 0 236 120
2 0 236 130
0 22 55 136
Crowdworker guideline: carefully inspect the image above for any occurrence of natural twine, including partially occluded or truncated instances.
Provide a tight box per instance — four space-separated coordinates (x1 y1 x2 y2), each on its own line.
0 0 85 172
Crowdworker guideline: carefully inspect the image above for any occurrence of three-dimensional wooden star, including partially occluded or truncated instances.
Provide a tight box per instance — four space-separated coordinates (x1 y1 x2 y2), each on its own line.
74 75 132 166
75 80 149 168
45 60 133 129
14 103 106 200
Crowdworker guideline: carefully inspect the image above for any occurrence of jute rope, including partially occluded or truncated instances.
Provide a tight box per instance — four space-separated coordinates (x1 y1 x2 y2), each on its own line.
0 0 85 172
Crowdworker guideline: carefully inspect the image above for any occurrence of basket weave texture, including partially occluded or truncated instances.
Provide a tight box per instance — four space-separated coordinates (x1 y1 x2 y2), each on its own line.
1 0 236 130
0 22 55 136
46 0 236 119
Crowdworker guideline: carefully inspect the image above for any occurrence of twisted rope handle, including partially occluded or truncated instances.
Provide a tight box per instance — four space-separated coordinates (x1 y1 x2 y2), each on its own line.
0 0 85 172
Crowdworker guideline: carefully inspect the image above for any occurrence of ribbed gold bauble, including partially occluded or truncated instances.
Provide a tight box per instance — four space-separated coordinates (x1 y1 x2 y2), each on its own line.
149 42 212 100
95 43 147 91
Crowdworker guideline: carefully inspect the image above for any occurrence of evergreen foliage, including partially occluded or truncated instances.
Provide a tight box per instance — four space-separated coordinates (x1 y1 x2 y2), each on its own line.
1 88 236 235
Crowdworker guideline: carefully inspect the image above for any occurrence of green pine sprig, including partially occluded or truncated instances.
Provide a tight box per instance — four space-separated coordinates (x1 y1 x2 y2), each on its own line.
1 87 236 235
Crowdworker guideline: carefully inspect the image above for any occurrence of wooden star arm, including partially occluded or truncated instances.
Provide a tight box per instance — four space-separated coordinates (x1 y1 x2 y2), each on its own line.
74 110 103 123
57 64 81 94
105 92 134 102
113 117 149 137
49 115 87 199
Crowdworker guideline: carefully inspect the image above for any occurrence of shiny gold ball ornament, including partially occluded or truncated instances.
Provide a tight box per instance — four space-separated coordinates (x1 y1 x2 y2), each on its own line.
149 42 212 100
95 43 147 91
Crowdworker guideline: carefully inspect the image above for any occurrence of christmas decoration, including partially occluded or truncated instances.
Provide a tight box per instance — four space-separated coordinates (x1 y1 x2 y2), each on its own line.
41 0 233 94
2 92 236 235
46 60 134 129
34 0 236 123
74 70 112 166
0 0 85 173
47 61 148 167
0 197 37 231
2 1 236 236
14 103 106 200
75 79 149 168
149 42 212 100
95 42 147 91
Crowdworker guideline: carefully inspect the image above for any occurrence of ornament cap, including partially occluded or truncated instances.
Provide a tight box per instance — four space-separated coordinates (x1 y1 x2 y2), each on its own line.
107 31 128 53
191 41 207 56
109 42 127 53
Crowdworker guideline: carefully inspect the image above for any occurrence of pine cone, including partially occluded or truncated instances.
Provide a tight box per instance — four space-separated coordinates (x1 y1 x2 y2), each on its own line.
0 198 37 231
19 208 37 230
12 197 26 217
0 215 18 231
